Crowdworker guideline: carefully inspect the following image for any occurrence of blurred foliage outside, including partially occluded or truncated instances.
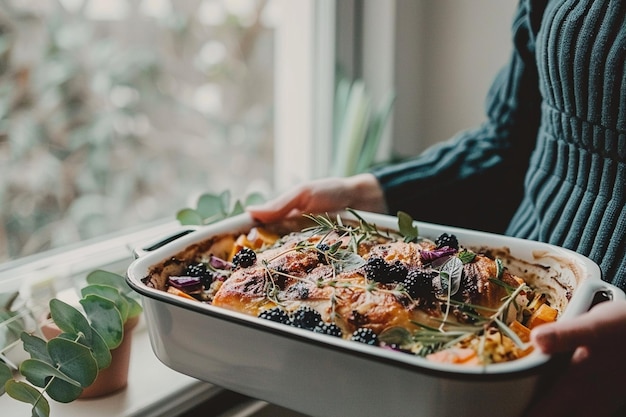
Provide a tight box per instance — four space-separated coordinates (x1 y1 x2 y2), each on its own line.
0 0 275 262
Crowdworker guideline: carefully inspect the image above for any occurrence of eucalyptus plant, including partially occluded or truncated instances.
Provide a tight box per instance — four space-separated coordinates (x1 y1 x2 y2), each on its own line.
0 270 142 417
176 190 265 226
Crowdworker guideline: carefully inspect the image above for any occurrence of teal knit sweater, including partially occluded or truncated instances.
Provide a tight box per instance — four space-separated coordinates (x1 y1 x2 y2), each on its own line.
371 0 626 290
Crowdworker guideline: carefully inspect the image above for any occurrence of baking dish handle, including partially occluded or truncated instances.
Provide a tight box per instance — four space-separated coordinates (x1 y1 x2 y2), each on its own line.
561 279 626 320
132 227 199 259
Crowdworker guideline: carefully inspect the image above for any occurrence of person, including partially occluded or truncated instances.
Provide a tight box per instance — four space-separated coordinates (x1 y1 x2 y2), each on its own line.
248 1 626 416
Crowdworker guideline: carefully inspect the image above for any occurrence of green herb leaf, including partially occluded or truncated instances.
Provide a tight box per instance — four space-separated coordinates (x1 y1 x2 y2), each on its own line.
176 208 204 226
47 337 98 388
229 200 245 217
49 299 91 338
439 257 463 296
85 270 127 293
330 250 366 273
4 380 50 417
378 326 413 345
397 211 418 242
79 295 124 350
85 327 113 369
20 333 52 363
0 361 12 395
495 258 504 279
244 192 265 207
196 193 228 220
457 249 476 264
81 284 129 323
85 270 143 319
44 376 83 404
19 358 82 389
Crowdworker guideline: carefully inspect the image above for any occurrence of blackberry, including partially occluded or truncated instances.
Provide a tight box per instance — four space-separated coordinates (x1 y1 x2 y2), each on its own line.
290 306 322 330
313 322 343 337
258 307 290 324
435 233 459 250
315 243 331 263
364 256 391 283
350 327 378 345
364 257 406 284
184 262 214 288
402 268 435 298
185 262 207 277
388 260 408 282
232 247 257 268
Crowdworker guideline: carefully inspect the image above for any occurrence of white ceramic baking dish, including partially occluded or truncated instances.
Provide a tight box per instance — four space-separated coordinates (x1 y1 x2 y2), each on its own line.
126 211 625 417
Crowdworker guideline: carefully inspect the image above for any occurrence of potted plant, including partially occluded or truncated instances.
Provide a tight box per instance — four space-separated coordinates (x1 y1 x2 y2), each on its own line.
0 269 142 417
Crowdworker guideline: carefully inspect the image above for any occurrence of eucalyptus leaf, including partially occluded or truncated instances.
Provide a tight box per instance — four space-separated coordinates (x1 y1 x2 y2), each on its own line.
44 376 83 404
19 358 81 388
49 299 91 338
0 361 12 395
21 333 53 363
85 270 128 293
244 192 265 207
86 327 112 370
176 208 204 226
86 270 143 319
196 193 227 220
79 295 123 349
4 380 50 417
218 190 232 214
47 337 98 387
81 284 129 323
229 200 245 217
55 330 112 370
122 294 143 319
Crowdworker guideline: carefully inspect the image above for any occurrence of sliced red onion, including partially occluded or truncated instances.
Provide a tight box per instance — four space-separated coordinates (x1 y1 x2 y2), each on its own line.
210 255 233 270
169 276 203 292
419 246 457 263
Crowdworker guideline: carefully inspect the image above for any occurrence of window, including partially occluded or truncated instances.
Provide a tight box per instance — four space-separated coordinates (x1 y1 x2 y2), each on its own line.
0 0 288 262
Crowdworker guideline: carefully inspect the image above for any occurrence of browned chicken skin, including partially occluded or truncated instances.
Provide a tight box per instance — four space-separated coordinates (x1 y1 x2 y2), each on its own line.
212 231 524 335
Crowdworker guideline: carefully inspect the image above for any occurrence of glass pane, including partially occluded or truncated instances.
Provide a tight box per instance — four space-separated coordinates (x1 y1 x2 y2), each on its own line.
0 0 276 261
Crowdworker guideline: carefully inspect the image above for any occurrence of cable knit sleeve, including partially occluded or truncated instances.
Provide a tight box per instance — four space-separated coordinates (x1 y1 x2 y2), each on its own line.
371 0 545 233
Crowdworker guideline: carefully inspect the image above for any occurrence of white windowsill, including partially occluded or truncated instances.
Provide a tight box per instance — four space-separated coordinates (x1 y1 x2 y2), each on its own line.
1 318 219 417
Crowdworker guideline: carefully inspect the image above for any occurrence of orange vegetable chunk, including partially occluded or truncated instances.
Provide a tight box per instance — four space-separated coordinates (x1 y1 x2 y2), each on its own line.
509 320 531 343
527 303 558 329
426 348 479 365
247 227 279 249
167 286 197 301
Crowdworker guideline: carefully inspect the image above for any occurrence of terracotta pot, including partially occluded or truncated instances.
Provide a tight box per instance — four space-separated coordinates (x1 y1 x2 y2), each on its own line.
40 314 140 399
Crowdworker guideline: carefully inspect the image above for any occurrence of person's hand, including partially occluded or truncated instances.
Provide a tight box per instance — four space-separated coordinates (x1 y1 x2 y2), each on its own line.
525 298 626 417
247 173 387 223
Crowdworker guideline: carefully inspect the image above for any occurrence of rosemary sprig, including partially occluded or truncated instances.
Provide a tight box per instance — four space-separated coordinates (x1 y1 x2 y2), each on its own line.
302 209 395 254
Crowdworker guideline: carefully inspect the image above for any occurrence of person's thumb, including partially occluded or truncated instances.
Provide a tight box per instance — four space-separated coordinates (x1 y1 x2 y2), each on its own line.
530 300 626 354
